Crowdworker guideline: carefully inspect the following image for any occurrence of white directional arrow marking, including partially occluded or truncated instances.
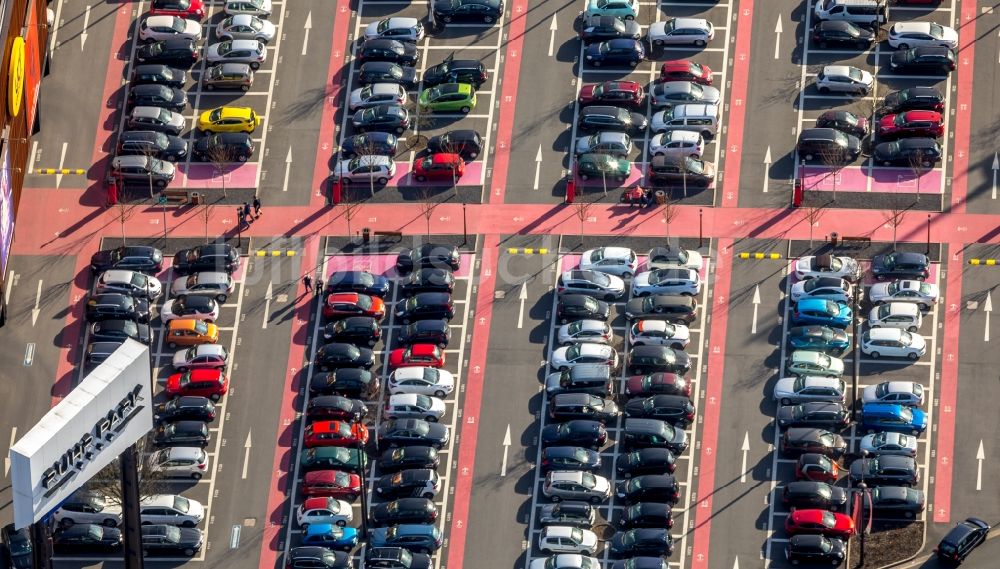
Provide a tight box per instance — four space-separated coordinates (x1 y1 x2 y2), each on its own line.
517 281 528 328
548 15 558 57
81 6 91 51
773 17 783 60
976 440 985 491
302 12 312 56
733 558 739 569
740 431 750 483
985 291 992 342
241 431 253 480
533 145 543 190
282 147 293 192
56 143 67 189
500 425 512 476
992 153 998 200
751 284 761 334
762 147 772 193
31 279 42 326
5 427 16 476
262 281 274 329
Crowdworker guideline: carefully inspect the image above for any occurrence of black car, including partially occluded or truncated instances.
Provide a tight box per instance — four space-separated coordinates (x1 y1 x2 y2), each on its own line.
811 20 875 49
882 87 945 113
540 446 602 472
871 252 930 281
624 295 697 323
152 420 210 447
868 487 925 518
378 445 440 472
90 245 163 273
872 138 941 167
785 535 846 566
622 418 687 453
2 524 32 569
357 62 418 89
584 39 645 67
434 0 502 23
370 498 437 526
365 547 432 569
557 294 611 324
53 525 122 553
313 343 375 371
90 319 152 345
548 393 619 423
781 481 848 511
579 15 641 42
577 105 648 134
646 155 714 189
427 130 483 161
193 132 254 162
422 59 487 88
378 419 450 449
776 402 850 430
610 558 668 569
815 110 870 138
85 294 151 324
309 369 379 398
400 268 455 295
538 502 595 527
936 517 991 565
357 39 419 66
374 469 438 500
135 39 199 65
287 546 352 569
616 448 677 478
397 320 452 347
540 420 607 449
627 345 691 375
132 64 188 87
117 130 188 162
327 270 392 297
848 455 919 486
352 104 410 135
154 396 217 423
395 293 455 324
615 475 680 505
307 395 368 422
140 524 203 557
128 84 188 112
85 340 125 366
172 244 239 275
396 244 461 274
341 133 398 159
608 528 673 557
890 46 955 73
781 428 847 458
619 502 674 530
624 395 696 427
323 317 382 346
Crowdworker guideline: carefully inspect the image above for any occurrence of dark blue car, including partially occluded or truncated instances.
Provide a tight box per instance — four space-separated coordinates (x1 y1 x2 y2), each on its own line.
787 325 850 354
326 270 391 297
584 39 646 67
341 133 398 158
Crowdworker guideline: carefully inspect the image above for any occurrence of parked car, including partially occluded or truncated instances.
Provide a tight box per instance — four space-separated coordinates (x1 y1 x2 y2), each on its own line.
631 268 700 297
658 60 712 84
794 255 861 281
370 498 437 526
869 487 925 518
871 252 930 281
616 448 676 477
151 421 210 447
776 402 850 431
815 109 869 138
313 343 375 371
773 376 846 406
557 295 610 324
126 105 185 135
90 319 151 345
427 130 483 161
859 431 918 457
140 525 203 557
579 15 641 42
785 535 846 566
205 39 267 69
615 474 680 504
161 295 220 322
170 272 234 302
154 396 217 423
135 38 199 65
543 471 611 503
628 320 689 349
540 447 602 472
357 62 418 89
297 497 354 528
792 299 853 329
421 59 487 88
860 328 926 360
538 526 599 555
784 510 855 539
378 446 439 472
796 453 840 483
194 132 254 162
889 46 955 72
868 280 938 309
618 502 674 529
146 447 209 480
396 244 461 273
936 518 991 565
860 403 927 435
882 87 945 114
172 344 228 372
299 447 366 474
85 293 151 324
787 326 850 354
368 525 442 554
647 18 714 47
861 381 924 406
363 17 424 42
815 65 872 95
789 277 852 303
201 63 254 91
377 419 450 449
781 481 848 511
374 470 440 500
848 455 919 486
557 320 614 345
538 503 596 527
550 343 619 372
578 81 644 109
433 0 503 24
811 20 875 48
216 14 276 41
607 529 673 557
786 351 844 378
52 525 122 553
116 131 188 162
584 39 645 67
53 491 123 528
139 15 202 42
397 320 451 347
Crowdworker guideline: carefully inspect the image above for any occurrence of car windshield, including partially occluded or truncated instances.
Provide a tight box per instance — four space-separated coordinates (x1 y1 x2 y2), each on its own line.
163 526 181 543
833 130 849 146
247 18 263 31
377 19 392 33
216 41 235 55
129 272 148 287
899 331 913 344
919 283 934 294
792 376 806 392
591 84 605 97
335 471 352 486
848 68 863 81
168 18 185 32
580 472 596 487
573 448 591 462
876 304 893 320
893 114 911 127
821 511 836 527
356 295 373 310
898 407 913 422
567 321 584 335
583 297 598 311
173 495 191 513
209 108 224 122
689 62 704 75
193 321 209 335
570 528 583 542
928 23 944 39
565 345 582 360
823 300 840 314
598 43 610 54
157 108 173 122
816 455 832 470
414 394 432 408
685 157 705 174
841 112 858 126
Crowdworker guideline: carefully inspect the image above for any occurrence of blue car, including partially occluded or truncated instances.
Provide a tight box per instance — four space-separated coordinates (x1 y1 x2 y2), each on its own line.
860 403 926 435
792 299 853 329
369 524 443 554
341 132 398 159
787 325 850 354
585 0 639 20
584 39 646 67
327 270 392 298
301 524 359 552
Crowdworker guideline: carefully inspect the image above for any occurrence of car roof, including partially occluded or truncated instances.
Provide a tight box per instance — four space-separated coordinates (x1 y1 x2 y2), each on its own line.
899 110 941 121
191 344 226 356
163 446 204 460
891 22 931 33
132 106 172 119
899 86 942 98
141 494 181 507
823 65 855 76
889 251 928 263
671 17 709 29
797 298 835 310
785 427 830 442
866 327 903 341
386 16 420 27
114 155 152 168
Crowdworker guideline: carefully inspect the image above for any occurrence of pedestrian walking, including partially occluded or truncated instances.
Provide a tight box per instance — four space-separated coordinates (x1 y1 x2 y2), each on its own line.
315 278 324 296
252 196 261 218
302 275 313 293
243 202 253 224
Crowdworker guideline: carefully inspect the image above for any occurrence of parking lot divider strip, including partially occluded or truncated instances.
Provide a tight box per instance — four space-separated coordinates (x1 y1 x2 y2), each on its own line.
932 245 963 522
949 0 977 213
719 0 754 208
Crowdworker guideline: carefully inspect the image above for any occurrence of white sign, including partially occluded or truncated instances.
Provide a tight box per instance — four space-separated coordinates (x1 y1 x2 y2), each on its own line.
9 339 154 528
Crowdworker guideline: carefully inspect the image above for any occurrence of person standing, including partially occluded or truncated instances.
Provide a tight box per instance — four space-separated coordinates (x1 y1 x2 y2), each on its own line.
243 202 253 224
315 278 324 297
252 196 262 218
302 275 313 293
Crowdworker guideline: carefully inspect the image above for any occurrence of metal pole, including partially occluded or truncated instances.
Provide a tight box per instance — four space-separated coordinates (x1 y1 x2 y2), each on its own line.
30 520 52 569
857 477 867 568
851 282 861 422
462 202 467 245
119 444 145 569
236 207 243 248
357 440 369 537
162 201 168 246
699 208 704 248
926 214 931 255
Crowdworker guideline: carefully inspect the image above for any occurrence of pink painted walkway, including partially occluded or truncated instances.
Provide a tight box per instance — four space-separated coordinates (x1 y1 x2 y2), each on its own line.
802 165 942 194
177 163 260 189
324 253 475 279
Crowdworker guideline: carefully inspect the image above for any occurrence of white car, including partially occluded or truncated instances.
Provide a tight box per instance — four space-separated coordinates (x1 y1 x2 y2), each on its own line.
649 81 720 108
647 131 704 158
139 495 205 527
94 269 162 299
859 432 919 457
388 367 455 397
888 22 958 50
348 83 408 111
860 328 926 360
53 492 123 527
529 555 601 569
216 14 277 43
628 320 690 349
171 272 235 302
146 447 209 480
557 320 614 345
815 65 873 95
868 280 938 310
384 393 447 422
631 268 701 297
550 343 619 371
790 277 852 303
575 132 633 158
579 247 638 277
647 18 714 47
793 254 861 281
862 380 925 406
364 17 425 42
172 344 229 371
332 155 396 185
296 497 354 528
205 40 267 70
139 15 203 42
646 246 703 271
538 526 599 555
224 0 273 17
773 375 847 405
867 302 922 332
160 296 221 322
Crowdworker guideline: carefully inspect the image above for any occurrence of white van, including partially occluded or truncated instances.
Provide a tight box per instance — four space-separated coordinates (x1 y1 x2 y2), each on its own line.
814 0 887 28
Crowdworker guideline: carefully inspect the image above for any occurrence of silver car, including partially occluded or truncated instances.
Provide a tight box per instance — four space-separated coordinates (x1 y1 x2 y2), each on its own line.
557 270 625 300
205 39 267 70
111 155 175 187
574 132 633 157
859 432 918 457
348 83 408 112
171 272 235 303
364 17 425 42
578 247 638 277
53 492 123 527
331 155 396 185
772 375 847 405
147 447 210 479
815 65 873 95
631 268 701 297
649 81 720 108
529 555 600 569
542 471 611 503
868 280 939 309
128 106 185 136
647 18 714 47
224 0 273 17
557 320 614 345
216 14 276 42
94 269 163 299
648 131 704 158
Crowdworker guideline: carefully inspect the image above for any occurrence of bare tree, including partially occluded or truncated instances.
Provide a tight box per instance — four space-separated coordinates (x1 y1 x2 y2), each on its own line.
907 149 929 203
201 200 212 241
572 201 594 247
882 206 906 251
819 147 848 202
138 147 160 200
341 197 362 243
348 136 392 199
84 440 166 508
205 144 238 199
661 198 680 239
803 206 825 248
418 188 439 236
110 201 138 245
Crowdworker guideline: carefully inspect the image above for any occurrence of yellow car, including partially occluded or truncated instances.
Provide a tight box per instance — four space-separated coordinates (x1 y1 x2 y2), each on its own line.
197 106 261 134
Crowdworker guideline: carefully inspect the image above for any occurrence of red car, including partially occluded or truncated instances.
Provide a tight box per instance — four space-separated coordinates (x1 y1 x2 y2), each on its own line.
323 293 385 321
389 344 446 369
148 0 205 19
785 509 856 539
577 81 644 109
877 110 944 139
795 453 840 483
304 421 370 448
301 470 363 501
624 373 691 398
413 153 465 183
659 60 713 85
165 369 229 401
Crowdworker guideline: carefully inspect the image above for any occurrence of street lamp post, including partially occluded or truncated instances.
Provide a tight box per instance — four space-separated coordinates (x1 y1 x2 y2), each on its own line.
235 207 243 248
926 214 931 254
462 202 468 245
699 208 704 248
357 440 369 537
851 281 861 422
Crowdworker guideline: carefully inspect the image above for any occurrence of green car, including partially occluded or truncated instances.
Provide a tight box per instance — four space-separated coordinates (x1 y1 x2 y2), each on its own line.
299 446 367 473
577 153 631 182
418 83 476 113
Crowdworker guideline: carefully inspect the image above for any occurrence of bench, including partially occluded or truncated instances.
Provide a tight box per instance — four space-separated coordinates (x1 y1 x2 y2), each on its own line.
162 189 190 204
839 235 871 248
374 230 403 238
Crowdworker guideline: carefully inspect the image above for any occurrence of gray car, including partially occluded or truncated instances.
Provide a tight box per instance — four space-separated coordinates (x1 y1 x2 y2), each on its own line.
348 83 408 112
574 132 632 157
205 39 266 69
215 14 276 42
202 63 254 91
542 471 611 503
558 270 625 300
127 106 186 136
170 272 235 303
557 320 613 345
649 81 720 108
111 155 175 187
